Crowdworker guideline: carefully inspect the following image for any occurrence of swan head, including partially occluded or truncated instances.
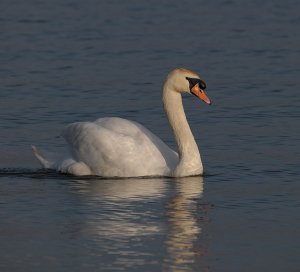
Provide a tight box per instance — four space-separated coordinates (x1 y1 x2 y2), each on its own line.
165 68 211 105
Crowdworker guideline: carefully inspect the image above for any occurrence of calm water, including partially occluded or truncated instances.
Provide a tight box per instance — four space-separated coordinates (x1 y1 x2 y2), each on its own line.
1 0 300 271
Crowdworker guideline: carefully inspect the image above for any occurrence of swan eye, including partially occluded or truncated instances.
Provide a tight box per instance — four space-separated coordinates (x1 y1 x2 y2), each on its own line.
198 80 206 90
186 77 206 91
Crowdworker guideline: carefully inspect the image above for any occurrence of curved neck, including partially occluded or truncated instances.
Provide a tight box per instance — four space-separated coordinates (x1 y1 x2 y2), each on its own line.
162 84 202 176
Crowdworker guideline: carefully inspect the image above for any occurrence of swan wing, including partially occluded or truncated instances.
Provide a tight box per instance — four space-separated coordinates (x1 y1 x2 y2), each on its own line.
62 117 178 177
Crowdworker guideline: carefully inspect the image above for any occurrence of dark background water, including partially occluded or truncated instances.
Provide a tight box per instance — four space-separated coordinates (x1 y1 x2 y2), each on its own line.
1 0 299 271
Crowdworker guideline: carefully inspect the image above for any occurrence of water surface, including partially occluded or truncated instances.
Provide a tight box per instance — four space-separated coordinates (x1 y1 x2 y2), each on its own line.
1 0 299 271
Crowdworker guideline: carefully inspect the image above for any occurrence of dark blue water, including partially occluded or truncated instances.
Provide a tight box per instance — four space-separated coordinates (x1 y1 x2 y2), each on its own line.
1 0 299 271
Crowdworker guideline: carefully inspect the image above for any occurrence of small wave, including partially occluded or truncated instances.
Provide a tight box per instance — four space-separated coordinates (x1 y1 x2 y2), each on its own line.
0 168 155 181
0 168 64 179
0 168 108 181
0 168 219 181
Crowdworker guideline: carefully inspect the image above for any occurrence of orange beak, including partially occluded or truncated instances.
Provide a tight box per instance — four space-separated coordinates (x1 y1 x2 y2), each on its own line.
191 83 212 105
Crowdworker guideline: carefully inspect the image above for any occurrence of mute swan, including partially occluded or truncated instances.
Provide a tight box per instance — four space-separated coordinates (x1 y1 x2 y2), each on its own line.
33 68 211 177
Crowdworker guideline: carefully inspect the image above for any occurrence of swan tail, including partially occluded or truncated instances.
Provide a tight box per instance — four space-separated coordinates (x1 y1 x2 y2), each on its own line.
32 145 92 176
32 145 53 168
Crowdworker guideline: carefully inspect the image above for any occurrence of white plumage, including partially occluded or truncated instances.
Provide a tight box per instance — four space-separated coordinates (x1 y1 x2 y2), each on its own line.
33 68 211 177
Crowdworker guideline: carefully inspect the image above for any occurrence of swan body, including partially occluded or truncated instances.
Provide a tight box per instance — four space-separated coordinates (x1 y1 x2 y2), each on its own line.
33 68 211 177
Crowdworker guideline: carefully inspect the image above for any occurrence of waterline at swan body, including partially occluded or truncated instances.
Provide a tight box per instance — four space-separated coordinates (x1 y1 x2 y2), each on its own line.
33 68 211 177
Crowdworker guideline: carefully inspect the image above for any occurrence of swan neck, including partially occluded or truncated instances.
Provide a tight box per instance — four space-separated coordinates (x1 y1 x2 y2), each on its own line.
162 85 200 163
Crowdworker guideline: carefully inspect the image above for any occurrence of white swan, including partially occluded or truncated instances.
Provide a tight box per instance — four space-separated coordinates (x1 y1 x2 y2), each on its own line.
33 68 211 177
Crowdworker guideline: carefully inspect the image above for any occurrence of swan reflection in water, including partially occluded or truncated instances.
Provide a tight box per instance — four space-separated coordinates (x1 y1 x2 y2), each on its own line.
68 176 210 270
163 177 208 271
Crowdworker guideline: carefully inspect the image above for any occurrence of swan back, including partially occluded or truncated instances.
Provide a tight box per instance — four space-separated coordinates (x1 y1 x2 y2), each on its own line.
63 117 179 177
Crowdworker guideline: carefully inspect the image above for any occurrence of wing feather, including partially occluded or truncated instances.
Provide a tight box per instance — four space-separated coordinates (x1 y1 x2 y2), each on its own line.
62 117 178 177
